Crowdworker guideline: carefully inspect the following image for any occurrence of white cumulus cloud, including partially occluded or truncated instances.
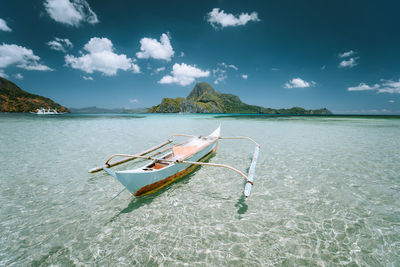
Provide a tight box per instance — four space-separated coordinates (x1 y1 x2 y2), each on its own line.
241 74 248 79
339 50 355 58
0 43 53 71
347 83 379 91
284 78 316 88
0 18 12 32
207 8 260 29
338 50 359 68
159 63 209 86
65 37 140 76
212 63 239 84
136 33 174 61
131 64 140 74
218 62 239 70
14 73 23 80
82 75 93 80
155 67 165 73
348 79 400 94
378 79 400 94
129 98 139 103
388 100 395 103
339 57 359 68
228 64 238 70
213 68 227 84
44 0 99 27
47 37 73 52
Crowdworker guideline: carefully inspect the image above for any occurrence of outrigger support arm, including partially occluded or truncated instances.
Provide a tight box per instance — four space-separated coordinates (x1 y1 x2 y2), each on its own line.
218 136 260 147
168 133 198 139
88 139 172 173
173 159 253 185
104 154 145 166
89 134 201 173
218 136 260 197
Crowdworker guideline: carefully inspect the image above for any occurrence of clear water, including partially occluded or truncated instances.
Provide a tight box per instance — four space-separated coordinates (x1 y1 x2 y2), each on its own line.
0 113 399 266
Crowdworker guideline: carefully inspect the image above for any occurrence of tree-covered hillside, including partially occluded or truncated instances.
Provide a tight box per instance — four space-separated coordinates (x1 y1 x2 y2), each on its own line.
0 77 69 113
150 82 331 114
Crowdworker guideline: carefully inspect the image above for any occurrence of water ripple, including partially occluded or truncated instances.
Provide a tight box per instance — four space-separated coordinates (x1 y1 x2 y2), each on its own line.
0 114 399 265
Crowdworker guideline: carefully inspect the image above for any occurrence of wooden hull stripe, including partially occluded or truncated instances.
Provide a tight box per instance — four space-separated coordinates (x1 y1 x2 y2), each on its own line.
134 147 217 197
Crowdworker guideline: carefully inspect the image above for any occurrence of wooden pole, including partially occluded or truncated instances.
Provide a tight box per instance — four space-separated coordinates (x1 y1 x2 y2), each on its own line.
219 136 260 147
168 133 198 139
175 159 253 184
88 139 172 173
90 133 198 173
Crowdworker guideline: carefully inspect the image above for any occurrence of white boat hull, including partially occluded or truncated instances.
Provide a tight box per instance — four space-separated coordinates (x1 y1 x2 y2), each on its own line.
104 128 220 196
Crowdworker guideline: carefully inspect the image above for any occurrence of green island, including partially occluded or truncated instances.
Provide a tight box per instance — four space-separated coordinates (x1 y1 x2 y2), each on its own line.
1 77 331 115
0 77 69 113
150 82 332 114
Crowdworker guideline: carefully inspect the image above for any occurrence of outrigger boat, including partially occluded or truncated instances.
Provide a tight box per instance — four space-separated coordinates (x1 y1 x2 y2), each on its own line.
89 126 260 198
30 108 66 114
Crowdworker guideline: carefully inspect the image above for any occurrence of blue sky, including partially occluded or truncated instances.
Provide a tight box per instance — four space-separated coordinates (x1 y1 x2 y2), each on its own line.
0 0 399 113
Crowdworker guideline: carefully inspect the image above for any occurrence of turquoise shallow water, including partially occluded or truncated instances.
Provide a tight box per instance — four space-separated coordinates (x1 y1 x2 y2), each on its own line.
0 113 399 266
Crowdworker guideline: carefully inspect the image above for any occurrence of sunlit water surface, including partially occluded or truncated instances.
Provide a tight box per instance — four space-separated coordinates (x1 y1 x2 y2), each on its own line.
0 113 399 266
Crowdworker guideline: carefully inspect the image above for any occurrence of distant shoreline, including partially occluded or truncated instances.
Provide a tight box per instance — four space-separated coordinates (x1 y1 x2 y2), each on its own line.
1 112 400 118
213 114 400 119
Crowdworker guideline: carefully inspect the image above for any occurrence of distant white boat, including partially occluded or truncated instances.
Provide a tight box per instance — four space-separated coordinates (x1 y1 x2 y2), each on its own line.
30 108 66 115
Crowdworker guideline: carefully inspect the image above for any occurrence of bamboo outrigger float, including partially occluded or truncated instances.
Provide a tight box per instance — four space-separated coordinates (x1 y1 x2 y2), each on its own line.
89 126 260 198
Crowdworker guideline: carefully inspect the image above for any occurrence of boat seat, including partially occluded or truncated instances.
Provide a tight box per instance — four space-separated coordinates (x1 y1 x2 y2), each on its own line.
152 162 168 169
